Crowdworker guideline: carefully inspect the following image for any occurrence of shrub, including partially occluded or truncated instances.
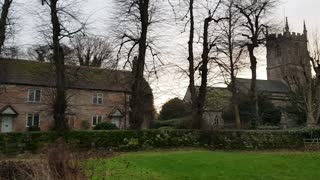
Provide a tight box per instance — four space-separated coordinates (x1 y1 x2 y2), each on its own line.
93 122 119 130
0 139 86 180
159 98 191 120
0 161 33 180
222 93 282 127
46 138 86 179
1 129 320 153
150 117 192 129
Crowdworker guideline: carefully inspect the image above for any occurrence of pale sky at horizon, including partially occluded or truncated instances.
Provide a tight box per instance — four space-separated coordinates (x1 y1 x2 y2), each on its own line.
9 0 320 110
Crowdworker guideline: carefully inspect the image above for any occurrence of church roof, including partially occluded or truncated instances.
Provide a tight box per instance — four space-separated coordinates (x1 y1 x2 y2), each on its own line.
0 59 132 92
235 78 289 93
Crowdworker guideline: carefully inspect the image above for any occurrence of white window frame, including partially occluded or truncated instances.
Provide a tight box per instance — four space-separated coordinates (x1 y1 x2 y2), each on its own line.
92 93 103 105
26 113 41 127
27 89 41 102
91 114 104 127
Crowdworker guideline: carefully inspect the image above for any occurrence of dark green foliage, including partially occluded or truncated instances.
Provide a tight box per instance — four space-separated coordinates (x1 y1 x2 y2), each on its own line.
0 132 59 154
159 98 191 120
1 129 320 153
93 122 119 130
286 91 307 125
150 117 192 129
237 93 281 126
150 119 178 129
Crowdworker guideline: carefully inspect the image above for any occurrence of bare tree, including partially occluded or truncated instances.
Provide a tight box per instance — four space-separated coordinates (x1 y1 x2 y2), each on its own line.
193 0 225 129
185 0 197 128
69 35 114 67
235 0 277 128
0 0 13 55
115 0 161 129
40 0 85 131
215 0 245 129
303 30 320 127
1 45 20 59
28 44 74 63
27 44 52 61
168 0 224 129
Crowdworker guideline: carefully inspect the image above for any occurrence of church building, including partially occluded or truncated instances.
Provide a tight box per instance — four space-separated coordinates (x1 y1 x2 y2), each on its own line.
184 18 311 129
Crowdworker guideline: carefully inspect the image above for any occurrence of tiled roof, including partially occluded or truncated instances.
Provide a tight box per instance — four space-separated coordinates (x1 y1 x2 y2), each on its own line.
0 59 132 92
235 78 289 93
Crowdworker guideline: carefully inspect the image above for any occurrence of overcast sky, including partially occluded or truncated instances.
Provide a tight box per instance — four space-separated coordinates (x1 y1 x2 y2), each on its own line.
11 0 320 110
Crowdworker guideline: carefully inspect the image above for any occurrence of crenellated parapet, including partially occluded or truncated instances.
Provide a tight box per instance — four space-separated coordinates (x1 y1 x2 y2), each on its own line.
266 17 310 83
267 31 307 42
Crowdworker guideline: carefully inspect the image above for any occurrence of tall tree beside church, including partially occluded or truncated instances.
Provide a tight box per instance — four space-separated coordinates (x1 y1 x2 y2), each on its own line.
40 0 85 131
304 29 320 127
216 0 244 128
0 0 13 55
235 0 276 128
168 0 223 129
185 0 197 128
194 0 224 129
116 0 158 129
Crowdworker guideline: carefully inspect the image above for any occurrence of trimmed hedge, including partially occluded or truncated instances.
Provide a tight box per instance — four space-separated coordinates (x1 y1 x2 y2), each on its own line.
1 129 320 154
93 122 119 130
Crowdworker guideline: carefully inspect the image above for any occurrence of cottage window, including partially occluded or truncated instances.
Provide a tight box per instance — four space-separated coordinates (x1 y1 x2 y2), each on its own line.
92 93 103 105
92 115 103 126
26 113 40 127
28 89 41 102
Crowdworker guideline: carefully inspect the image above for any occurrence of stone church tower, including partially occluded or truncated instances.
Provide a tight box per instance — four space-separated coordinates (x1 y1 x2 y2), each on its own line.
266 18 311 85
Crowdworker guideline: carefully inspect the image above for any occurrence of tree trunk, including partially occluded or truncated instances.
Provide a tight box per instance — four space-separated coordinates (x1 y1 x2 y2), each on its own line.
315 81 320 124
306 80 316 128
227 6 241 128
187 0 198 129
0 0 12 55
50 0 68 131
129 0 149 129
248 44 259 128
194 17 211 129
231 73 241 129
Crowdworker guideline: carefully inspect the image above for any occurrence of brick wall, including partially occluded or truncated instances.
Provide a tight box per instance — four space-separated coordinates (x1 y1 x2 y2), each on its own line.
0 84 130 132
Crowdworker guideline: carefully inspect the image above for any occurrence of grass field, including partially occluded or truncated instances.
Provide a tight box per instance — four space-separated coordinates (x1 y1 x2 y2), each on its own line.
86 151 320 180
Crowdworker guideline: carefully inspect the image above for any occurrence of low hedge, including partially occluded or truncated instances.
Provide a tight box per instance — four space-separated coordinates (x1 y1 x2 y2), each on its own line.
0 129 320 154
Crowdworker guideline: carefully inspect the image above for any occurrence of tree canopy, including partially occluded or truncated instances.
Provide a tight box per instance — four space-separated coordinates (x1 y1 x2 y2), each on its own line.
159 98 190 120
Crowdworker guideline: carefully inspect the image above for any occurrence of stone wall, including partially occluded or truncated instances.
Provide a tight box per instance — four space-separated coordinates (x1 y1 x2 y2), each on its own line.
266 32 310 83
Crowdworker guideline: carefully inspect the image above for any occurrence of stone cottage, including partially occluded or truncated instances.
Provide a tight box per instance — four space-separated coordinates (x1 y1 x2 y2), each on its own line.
0 59 152 132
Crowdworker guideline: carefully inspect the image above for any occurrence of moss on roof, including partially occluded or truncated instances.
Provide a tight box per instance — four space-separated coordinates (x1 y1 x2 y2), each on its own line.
205 87 232 111
0 59 132 92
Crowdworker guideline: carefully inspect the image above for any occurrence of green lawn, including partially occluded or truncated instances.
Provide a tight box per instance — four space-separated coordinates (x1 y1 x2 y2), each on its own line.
86 151 320 180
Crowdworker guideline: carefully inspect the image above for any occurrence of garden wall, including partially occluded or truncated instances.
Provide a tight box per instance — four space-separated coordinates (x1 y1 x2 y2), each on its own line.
1 129 320 154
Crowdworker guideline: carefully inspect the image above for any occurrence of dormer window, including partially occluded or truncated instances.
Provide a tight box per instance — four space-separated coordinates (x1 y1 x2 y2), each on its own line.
92 93 103 105
28 89 41 102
